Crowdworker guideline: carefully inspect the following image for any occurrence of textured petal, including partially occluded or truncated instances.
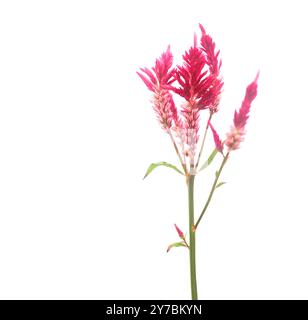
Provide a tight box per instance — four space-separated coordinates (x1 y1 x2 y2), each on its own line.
136 71 155 91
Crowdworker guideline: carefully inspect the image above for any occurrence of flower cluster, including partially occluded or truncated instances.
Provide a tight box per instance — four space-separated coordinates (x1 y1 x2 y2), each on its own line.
138 25 259 300
137 24 259 170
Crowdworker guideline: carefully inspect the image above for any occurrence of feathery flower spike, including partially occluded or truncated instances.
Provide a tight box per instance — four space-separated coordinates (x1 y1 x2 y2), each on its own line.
198 24 224 112
137 47 178 131
173 36 207 166
226 72 259 151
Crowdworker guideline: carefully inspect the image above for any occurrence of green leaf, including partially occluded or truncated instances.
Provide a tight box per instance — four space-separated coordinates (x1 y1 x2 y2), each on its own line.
143 162 184 179
199 148 218 172
167 241 187 253
216 181 226 189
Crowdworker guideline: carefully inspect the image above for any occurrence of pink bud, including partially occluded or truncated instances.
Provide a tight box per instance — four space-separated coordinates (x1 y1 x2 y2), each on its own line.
174 224 185 239
209 122 223 153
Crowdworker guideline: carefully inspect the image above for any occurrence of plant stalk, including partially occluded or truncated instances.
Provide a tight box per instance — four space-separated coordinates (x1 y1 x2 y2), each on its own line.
188 173 198 300
195 152 229 229
195 112 213 170
167 128 188 176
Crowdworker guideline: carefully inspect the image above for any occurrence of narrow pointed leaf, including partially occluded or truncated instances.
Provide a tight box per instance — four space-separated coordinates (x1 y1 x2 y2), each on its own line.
167 241 187 253
216 181 226 189
199 148 218 172
143 162 184 179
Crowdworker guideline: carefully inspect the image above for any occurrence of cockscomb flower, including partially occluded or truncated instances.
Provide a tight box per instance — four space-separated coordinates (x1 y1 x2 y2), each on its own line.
173 27 223 166
226 72 259 151
199 24 223 112
137 47 178 132
174 37 205 161
173 37 207 102
199 24 221 75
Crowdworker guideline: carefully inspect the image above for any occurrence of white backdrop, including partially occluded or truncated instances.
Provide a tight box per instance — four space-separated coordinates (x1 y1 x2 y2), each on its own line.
0 0 308 299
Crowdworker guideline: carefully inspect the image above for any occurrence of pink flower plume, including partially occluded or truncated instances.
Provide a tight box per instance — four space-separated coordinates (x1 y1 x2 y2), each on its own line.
174 46 207 101
199 24 221 76
233 72 259 129
198 24 224 112
226 72 259 151
137 46 175 91
153 46 175 86
172 42 207 160
137 47 179 131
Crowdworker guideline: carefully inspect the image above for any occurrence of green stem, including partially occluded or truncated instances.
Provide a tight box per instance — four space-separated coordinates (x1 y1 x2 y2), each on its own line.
167 128 188 176
195 112 213 170
188 173 198 300
195 152 229 229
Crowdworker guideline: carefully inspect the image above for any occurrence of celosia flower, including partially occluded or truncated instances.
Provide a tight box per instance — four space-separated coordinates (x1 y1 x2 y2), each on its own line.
174 37 206 162
198 24 224 113
137 47 178 131
172 27 223 166
199 24 221 75
226 72 259 151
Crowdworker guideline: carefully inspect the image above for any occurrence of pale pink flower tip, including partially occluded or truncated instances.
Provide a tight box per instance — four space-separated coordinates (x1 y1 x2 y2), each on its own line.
225 126 245 151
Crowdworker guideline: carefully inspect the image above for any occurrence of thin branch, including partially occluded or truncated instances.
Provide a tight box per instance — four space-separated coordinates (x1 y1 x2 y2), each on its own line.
195 152 229 229
167 128 188 176
195 112 213 170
